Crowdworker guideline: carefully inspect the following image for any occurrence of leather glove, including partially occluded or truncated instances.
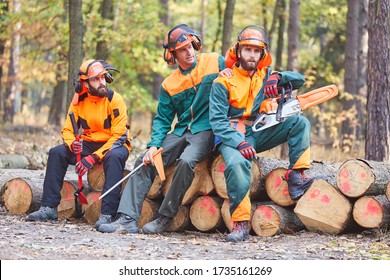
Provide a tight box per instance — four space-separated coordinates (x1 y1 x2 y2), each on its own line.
71 140 83 154
75 155 98 176
264 73 280 99
237 141 257 160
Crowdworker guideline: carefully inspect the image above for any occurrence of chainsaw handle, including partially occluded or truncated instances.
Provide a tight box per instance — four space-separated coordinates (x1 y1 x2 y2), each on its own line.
252 113 267 132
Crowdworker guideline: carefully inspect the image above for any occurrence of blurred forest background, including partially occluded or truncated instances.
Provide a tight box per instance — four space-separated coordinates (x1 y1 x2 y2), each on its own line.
0 0 388 164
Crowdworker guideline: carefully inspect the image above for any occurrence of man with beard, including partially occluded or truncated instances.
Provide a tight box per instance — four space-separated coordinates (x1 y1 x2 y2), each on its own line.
210 25 313 242
27 59 131 230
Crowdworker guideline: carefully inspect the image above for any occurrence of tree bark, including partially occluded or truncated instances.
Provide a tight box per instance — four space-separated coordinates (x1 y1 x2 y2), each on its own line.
252 202 305 237
294 179 356 235
336 159 390 198
0 154 29 169
365 0 390 161
221 0 235 55
189 195 225 232
353 195 390 229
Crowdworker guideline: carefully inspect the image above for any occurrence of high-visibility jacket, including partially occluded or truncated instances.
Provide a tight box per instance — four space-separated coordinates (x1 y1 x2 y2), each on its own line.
147 52 226 148
62 89 131 160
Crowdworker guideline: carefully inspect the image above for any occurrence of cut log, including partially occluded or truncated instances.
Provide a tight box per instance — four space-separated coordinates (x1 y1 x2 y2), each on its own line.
87 164 132 192
0 177 43 215
87 163 105 191
251 202 305 237
211 154 263 200
220 199 253 232
265 162 341 207
336 159 390 198
138 198 161 228
148 165 175 200
352 195 390 229
189 195 226 232
294 179 355 235
162 160 215 205
58 180 78 220
387 182 390 201
82 191 102 225
0 154 29 169
166 205 193 232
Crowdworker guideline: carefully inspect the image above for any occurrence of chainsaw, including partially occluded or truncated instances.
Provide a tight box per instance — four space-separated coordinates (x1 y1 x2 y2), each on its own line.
252 83 338 132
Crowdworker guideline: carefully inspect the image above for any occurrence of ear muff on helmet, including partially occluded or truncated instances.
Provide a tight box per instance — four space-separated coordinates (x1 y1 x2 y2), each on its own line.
73 59 119 93
163 24 202 65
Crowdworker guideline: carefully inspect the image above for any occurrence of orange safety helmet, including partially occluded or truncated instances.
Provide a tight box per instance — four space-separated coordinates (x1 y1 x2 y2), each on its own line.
163 24 202 66
226 25 272 69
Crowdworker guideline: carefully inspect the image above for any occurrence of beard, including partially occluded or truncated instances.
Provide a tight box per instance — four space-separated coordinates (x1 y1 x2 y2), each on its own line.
240 56 261 71
88 83 108 98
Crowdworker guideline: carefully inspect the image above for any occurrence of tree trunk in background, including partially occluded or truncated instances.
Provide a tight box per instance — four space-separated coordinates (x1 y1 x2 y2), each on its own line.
341 0 359 153
67 0 84 109
356 0 368 141
150 0 169 127
274 0 286 71
280 0 300 160
95 0 113 60
261 0 268 33
211 0 222 53
221 0 235 55
200 0 207 53
3 0 21 124
0 0 8 118
365 0 389 162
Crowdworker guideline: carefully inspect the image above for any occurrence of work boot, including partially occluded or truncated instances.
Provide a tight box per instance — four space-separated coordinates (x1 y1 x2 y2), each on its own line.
141 215 173 234
94 214 112 230
226 221 249 242
98 213 138 233
26 206 57 221
285 169 315 200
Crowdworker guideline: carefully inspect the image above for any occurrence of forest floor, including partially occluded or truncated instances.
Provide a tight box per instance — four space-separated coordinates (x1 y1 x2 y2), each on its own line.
0 124 389 264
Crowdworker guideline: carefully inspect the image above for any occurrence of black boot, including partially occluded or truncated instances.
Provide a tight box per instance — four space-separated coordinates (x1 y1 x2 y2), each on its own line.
141 215 173 234
285 169 315 200
226 221 249 242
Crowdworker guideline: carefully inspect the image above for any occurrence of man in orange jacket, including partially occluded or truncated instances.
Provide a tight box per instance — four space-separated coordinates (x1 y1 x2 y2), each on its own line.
27 59 131 229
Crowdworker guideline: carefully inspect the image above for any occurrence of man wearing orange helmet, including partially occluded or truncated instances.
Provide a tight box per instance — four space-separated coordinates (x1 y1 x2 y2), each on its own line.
98 24 226 234
210 25 314 242
27 59 131 230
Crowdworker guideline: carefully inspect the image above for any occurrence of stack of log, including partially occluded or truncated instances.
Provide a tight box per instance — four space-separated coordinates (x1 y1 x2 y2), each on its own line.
1 156 390 238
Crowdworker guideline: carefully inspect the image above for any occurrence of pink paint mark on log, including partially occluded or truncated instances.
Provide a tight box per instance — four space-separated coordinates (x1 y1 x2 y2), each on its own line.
259 206 272 219
199 197 217 215
22 185 29 191
365 200 380 216
340 182 351 193
218 163 225 173
340 169 350 179
310 189 320 199
91 193 100 200
359 171 367 180
274 176 282 188
268 173 274 179
282 187 289 198
321 195 330 203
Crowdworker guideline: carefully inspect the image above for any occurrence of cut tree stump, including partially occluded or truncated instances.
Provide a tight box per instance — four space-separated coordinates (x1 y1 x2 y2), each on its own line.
336 159 390 198
0 177 43 215
189 195 226 232
138 198 161 228
294 179 355 235
211 154 263 200
167 205 193 232
352 195 390 229
251 202 305 237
